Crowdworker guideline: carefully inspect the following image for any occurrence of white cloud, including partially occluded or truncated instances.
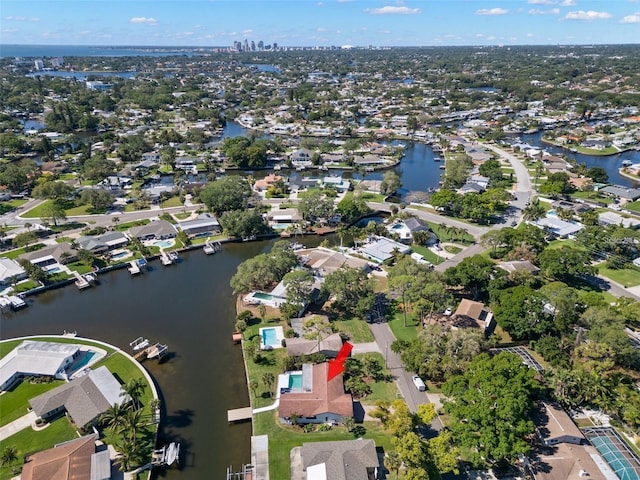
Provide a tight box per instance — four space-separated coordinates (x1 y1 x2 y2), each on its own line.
476 8 509 15
565 10 612 20
4 16 39 22
621 12 640 22
529 8 560 14
528 0 555 4
367 6 421 15
1 28 18 33
337 0 353 2
242 29 253 35
560 0 576 5
129 17 157 24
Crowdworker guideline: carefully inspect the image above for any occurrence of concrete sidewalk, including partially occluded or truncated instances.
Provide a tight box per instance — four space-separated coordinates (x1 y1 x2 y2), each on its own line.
0 411 37 441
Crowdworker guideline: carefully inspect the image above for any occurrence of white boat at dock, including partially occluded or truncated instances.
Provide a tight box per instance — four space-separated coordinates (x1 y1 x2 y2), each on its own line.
8 295 26 310
164 442 180 467
160 250 173 266
622 159 633 167
0 296 13 310
203 241 216 255
130 337 150 351
168 251 179 262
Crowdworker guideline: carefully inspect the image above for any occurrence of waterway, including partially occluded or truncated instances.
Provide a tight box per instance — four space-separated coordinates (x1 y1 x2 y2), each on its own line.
519 131 640 187
0 239 300 479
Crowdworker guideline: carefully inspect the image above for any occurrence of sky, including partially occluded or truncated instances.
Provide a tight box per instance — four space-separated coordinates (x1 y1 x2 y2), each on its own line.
1 0 639 47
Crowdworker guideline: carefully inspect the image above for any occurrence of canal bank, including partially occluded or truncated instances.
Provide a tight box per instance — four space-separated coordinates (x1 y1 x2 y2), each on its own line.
0 237 329 479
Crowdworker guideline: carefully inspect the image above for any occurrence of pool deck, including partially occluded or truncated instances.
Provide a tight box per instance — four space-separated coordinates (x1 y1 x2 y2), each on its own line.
258 326 285 350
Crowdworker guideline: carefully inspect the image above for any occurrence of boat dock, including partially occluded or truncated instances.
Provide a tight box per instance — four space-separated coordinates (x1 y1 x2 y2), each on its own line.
73 271 90 289
160 250 175 266
226 464 254 480
7 295 26 310
133 342 168 362
227 406 253 423
128 260 141 275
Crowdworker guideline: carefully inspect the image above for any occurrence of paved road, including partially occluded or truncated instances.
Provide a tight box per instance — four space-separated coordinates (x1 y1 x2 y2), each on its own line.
368 323 443 431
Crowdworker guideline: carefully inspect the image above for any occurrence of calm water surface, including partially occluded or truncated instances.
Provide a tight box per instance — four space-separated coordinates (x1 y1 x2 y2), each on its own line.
0 240 285 479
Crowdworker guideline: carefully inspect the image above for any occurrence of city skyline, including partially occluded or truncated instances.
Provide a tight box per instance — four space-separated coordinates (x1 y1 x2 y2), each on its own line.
1 0 639 48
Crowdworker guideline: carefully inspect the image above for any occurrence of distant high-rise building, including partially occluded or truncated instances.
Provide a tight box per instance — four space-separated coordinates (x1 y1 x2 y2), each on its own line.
34 59 44 70
273 42 278 51
258 40 264 51
243 39 249 52
51 57 64 68
250 41 256 52
233 40 241 52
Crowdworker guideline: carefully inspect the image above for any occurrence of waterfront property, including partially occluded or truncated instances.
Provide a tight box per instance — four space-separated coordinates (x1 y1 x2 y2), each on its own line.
19 243 77 269
76 231 129 255
0 258 27 287
128 219 177 241
278 362 353 425
21 433 110 480
178 212 221 237
359 235 412 264
0 340 82 391
259 326 285 350
582 427 640 480
245 291 287 309
297 439 379 480
29 365 128 428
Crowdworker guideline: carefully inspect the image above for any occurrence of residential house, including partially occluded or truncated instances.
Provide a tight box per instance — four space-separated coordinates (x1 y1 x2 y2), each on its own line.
322 175 350 193
19 243 77 269
29 366 127 428
533 217 584 239
466 147 492 163
287 316 343 358
288 176 319 193
0 341 81 391
175 157 199 170
265 208 302 226
128 220 177 241
296 247 370 277
135 159 159 174
279 362 353 425
453 299 495 334
21 434 111 480
290 148 315 167
598 211 640 229
253 174 285 193
0 257 27 287
551 200 592 216
529 402 612 480
497 260 539 275
99 176 132 192
141 151 161 163
600 185 640 202
387 218 437 245
300 439 379 480
76 231 129 255
360 236 411 264
178 213 221 237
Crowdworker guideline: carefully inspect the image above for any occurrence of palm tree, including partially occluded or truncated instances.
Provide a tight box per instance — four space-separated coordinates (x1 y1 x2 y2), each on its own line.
122 377 146 411
148 398 160 423
100 402 129 433
0 445 17 467
114 438 142 472
121 408 144 442
262 372 275 399
249 380 259 400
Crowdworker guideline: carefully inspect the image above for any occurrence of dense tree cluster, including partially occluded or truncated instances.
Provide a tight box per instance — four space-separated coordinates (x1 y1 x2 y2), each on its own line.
230 240 299 294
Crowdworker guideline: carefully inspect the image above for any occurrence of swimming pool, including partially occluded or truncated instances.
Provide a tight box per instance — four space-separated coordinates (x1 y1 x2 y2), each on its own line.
288 373 303 389
583 427 640 480
391 223 404 230
153 240 174 248
259 326 284 349
111 250 130 260
73 351 98 370
46 266 63 274
254 292 275 301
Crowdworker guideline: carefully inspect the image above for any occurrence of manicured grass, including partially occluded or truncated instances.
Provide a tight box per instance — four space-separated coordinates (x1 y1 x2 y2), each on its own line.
253 412 392 480
161 196 183 208
57 173 77 181
0 379 65 427
334 319 374 343
424 222 475 245
546 239 583 250
0 247 30 260
598 266 640 287
571 190 612 204
361 192 386 202
20 200 53 219
65 204 92 216
65 261 93 275
444 245 462 254
388 312 419 342
410 245 444 265
173 212 191 220
624 201 640 213
355 353 398 405
115 219 150 231
12 280 39 293
0 416 78 480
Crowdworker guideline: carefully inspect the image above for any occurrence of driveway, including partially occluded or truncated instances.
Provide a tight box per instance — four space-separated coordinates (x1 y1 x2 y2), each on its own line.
0 411 37 441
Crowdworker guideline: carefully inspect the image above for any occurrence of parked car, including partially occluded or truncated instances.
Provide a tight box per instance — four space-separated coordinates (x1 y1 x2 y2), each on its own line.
412 375 426 392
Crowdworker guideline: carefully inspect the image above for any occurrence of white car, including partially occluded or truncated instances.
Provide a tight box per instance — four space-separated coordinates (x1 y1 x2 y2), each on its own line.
412 375 426 392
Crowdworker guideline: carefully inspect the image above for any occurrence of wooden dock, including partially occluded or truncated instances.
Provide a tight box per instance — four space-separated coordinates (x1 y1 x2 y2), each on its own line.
227 407 253 423
133 342 168 362
73 271 90 289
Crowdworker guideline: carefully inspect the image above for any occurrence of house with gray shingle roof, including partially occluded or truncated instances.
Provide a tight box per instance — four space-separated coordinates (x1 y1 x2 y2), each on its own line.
29 366 127 428
76 231 129 254
128 220 177 241
300 439 379 480
19 243 77 268
178 213 221 237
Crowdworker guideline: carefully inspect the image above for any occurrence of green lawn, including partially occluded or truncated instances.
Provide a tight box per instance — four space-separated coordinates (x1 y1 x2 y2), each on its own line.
624 201 640 213
12 280 39 293
598 266 640 287
20 200 52 219
65 204 93 216
570 191 612 204
0 246 30 260
334 319 374 343
161 196 183 208
65 261 93 275
0 416 78 480
115 219 150 232
424 222 475 245
253 412 392 480
546 239 582 250
354 352 398 405
410 245 444 265
388 312 419 342
0 379 65 427
173 212 191 220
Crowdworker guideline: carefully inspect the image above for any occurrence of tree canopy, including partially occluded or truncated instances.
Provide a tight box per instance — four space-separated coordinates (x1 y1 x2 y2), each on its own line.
199 175 251 215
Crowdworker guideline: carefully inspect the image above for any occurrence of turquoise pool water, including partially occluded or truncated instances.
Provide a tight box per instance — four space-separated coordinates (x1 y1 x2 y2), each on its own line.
153 240 174 248
254 292 275 301
111 251 130 260
46 266 63 274
589 436 640 480
288 373 303 389
391 223 404 230
74 351 98 370
262 328 279 347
